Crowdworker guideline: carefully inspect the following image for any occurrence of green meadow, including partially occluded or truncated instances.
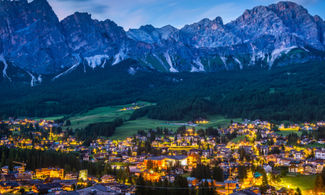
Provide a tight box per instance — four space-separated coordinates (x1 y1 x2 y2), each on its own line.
281 175 316 191
67 101 154 130
112 115 241 139
35 102 241 139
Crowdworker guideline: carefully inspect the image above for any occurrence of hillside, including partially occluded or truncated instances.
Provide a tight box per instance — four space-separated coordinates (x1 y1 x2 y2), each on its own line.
0 60 324 122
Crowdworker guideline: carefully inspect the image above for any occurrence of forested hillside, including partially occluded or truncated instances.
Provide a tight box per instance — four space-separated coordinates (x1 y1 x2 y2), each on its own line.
1 60 325 122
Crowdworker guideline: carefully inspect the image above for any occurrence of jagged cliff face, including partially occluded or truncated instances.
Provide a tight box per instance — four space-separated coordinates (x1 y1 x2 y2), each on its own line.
0 0 324 80
0 0 74 73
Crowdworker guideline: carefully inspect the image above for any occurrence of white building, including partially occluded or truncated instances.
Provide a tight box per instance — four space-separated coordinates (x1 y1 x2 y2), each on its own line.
315 149 325 160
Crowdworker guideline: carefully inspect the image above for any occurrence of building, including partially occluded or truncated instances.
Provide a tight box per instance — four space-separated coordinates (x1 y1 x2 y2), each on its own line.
78 170 88 181
34 168 64 180
315 149 325 160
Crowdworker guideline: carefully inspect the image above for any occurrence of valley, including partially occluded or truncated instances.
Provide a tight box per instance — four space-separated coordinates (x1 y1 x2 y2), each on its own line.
0 0 325 194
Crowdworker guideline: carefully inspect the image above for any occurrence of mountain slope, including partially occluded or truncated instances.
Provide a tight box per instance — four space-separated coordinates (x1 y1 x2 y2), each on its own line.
0 0 324 83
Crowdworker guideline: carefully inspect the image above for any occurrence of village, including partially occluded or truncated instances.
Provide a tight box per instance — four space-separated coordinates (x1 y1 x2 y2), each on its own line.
0 118 325 194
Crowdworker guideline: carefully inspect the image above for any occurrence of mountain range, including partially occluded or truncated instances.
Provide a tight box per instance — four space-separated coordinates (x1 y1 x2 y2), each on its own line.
0 0 325 86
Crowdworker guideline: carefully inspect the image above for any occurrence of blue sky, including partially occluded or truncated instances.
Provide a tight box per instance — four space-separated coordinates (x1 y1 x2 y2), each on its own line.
48 0 325 30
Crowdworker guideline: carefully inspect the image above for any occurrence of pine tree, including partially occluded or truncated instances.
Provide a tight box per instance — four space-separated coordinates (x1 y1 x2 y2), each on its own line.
315 174 325 193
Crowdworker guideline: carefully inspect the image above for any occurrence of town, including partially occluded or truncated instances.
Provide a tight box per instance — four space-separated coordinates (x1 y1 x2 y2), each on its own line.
0 118 325 194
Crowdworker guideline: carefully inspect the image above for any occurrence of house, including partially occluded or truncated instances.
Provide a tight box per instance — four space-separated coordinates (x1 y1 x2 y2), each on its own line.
77 184 109 195
187 177 199 187
266 154 277 163
304 164 317 175
293 151 304 160
315 149 325 160
276 187 288 195
224 180 238 191
231 189 258 195
1 166 9 175
263 164 272 173
288 161 302 174
289 164 298 173
316 163 324 173
34 168 64 180
33 183 62 194
277 158 291 166
164 174 176 183
101 175 115 183
144 155 187 170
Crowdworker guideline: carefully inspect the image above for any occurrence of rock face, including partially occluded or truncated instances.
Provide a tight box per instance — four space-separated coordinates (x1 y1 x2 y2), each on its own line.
0 0 73 73
0 0 324 78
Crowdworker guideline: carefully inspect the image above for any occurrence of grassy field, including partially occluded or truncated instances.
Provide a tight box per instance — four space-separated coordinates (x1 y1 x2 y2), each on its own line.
34 102 242 139
112 115 242 139
280 175 316 191
113 117 185 139
67 101 154 130
230 135 246 143
199 115 242 129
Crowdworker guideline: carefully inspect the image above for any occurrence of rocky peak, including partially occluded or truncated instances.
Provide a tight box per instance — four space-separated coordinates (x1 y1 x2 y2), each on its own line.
29 0 59 24
213 17 223 26
0 0 324 77
139 25 156 33
62 12 93 27
182 17 223 32
271 1 303 11
269 1 323 49
0 0 28 7
158 25 178 40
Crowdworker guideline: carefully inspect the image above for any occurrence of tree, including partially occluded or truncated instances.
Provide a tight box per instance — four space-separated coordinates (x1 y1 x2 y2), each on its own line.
295 187 301 195
136 175 146 195
314 174 325 193
262 171 268 186
237 166 247 181
174 175 189 195
191 164 211 180
287 133 299 145
65 120 71 126
212 166 224 182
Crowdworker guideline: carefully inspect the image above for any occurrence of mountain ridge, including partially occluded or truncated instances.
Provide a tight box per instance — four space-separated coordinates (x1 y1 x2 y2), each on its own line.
0 0 324 85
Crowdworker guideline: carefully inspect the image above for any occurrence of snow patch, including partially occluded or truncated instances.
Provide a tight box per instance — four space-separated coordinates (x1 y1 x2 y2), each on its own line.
27 72 37 87
191 58 205 72
268 46 297 67
113 46 128 65
220 56 228 70
257 52 266 61
85 55 109 68
128 67 136 75
0 54 11 82
249 44 269 66
233 57 243 70
301 47 310 52
38 75 42 83
249 44 257 65
53 54 81 80
164 52 178 72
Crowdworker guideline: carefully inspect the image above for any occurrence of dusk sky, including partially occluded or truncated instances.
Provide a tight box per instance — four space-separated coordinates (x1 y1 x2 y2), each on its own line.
47 0 325 30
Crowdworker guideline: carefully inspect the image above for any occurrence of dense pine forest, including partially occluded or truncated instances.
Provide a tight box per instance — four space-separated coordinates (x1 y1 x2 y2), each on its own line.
1 60 325 122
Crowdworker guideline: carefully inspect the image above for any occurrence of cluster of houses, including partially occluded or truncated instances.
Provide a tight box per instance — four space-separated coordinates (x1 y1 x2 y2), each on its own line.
0 165 134 194
0 118 325 194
